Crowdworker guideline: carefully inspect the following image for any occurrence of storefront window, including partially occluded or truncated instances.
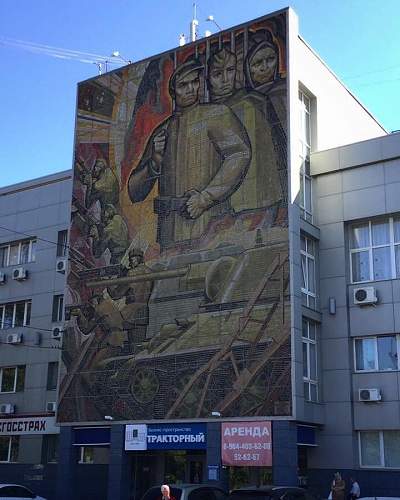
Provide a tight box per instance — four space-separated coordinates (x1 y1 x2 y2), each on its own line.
78 446 109 464
0 436 19 462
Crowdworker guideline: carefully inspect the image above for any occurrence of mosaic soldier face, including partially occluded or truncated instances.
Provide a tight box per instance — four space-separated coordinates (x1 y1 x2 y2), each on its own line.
208 52 237 98
174 70 201 108
249 45 278 85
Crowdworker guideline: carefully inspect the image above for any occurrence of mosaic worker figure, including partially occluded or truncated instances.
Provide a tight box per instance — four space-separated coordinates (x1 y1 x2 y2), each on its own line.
207 47 283 212
128 59 251 252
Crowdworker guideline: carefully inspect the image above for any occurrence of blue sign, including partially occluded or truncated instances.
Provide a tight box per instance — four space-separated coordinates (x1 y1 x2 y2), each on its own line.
147 423 207 450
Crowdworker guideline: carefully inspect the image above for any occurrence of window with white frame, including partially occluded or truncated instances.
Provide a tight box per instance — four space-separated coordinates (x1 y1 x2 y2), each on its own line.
0 239 36 267
0 436 19 462
299 90 312 222
0 300 31 329
301 235 316 309
355 335 399 372
350 217 400 283
359 430 400 468
52 295 64 323
0 366 26 393
302 318 318 402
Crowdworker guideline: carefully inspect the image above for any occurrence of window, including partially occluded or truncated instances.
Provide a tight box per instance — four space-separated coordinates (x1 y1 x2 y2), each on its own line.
302 318 318 402
78 446 109 464
350 217 400 283
0 366 25 393
0 239 36 267
52 295 64 323
47 362 59 390
43 434 59 463
355 335 399 372
359 430 400 468
0 436 19 462
0 300 31 329
57 230 68 257
299 90 312 222
301 235 316 309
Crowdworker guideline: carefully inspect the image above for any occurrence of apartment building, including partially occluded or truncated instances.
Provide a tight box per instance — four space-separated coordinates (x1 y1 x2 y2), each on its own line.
0 170 72 499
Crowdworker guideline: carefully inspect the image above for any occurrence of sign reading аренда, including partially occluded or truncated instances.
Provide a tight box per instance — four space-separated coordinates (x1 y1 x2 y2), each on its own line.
222 421 272 466
0 417 59 435
125 423 206 451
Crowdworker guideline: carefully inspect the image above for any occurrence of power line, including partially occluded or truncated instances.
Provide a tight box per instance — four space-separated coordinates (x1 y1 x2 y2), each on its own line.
0 341 61 350
0 224 92 270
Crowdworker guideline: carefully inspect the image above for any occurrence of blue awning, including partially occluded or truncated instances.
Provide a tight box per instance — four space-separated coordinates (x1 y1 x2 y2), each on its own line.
73 427 111 446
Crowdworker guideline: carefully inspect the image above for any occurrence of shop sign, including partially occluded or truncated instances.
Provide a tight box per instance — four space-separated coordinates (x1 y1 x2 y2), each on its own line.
125 423 207 450
221 421 272 466
147 423 207 450
0 416 59 436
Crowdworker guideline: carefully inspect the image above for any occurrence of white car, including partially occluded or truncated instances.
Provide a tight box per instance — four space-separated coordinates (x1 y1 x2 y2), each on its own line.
0 484 46 500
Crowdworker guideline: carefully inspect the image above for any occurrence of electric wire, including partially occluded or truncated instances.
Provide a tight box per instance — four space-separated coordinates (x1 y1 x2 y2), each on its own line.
0 224 92 270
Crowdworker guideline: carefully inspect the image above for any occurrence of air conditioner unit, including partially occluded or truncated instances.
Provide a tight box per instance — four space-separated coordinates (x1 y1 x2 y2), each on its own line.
0 403 15 414
353 286 378 305
46 401 57 412
0 272 6 285
52 326 63 340
12 267 28 281
6 333 22 344
56 257 67 274
359 388 382 402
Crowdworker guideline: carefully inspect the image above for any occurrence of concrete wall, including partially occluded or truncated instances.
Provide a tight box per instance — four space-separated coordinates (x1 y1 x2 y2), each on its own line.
297 38 386 152
0 171 71 497
310 133 400 474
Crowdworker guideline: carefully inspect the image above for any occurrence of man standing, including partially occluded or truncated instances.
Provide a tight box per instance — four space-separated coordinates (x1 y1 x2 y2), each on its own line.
128 59 251 252
349 478 360 500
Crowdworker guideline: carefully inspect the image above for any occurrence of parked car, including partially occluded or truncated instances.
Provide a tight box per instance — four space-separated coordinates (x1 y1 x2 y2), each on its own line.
141 484 228 500
359 498 400 500
0 484 46 500
229 486 317 500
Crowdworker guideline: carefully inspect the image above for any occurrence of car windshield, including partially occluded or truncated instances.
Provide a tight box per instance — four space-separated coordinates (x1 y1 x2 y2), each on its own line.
141 487 183 500
229 491 273 500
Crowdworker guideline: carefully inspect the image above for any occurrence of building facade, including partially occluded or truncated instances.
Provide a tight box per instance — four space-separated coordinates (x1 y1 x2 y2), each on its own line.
0 170 72 499
308 132 400 495
1 7 399 500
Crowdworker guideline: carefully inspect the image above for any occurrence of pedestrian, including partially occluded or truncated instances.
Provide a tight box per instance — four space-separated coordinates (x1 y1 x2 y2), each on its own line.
349 477 360 500
331 472 346 500
161 484 176 500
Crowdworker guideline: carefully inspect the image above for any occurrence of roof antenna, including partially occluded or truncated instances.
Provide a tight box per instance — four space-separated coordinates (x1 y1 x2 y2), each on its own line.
190 2 199 42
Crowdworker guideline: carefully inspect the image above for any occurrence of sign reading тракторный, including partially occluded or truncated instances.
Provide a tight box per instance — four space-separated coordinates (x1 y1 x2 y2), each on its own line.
222 421 272 466
125 423 206 450
0 417 59 435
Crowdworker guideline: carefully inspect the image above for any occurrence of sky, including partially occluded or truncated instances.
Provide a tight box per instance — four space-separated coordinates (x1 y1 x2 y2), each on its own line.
0 0 399 187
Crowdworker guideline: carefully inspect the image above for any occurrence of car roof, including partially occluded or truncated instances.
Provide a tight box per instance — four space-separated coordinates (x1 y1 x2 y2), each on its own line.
231 486 305 492
0 484 31 487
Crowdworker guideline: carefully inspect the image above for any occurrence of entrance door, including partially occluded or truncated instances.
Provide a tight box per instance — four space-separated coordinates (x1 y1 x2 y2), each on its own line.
132 454 160 500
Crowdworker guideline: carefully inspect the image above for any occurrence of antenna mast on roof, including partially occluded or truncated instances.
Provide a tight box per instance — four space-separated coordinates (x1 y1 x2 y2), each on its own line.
190 2 199 42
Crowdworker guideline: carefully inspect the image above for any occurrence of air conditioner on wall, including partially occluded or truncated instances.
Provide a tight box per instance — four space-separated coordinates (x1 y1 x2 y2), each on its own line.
56 257 67 274
46 402 57 412
0 272 6 285
359 388 382 402
51 326 63 340
0 404 15 414
353 286 378 305
12 267 28 281
6 333 22 344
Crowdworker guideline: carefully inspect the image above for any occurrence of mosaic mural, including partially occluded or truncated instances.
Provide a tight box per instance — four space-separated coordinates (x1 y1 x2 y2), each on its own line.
58 11 291 422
